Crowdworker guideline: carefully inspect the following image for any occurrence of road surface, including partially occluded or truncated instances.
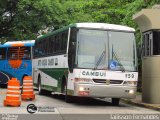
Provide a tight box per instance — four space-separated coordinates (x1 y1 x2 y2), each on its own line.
0 88 159 120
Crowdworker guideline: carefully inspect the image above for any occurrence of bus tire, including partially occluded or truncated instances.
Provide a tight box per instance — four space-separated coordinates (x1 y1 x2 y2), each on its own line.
38 76 45 95
112 98 120 106
65 95 73 103
38 76 52 95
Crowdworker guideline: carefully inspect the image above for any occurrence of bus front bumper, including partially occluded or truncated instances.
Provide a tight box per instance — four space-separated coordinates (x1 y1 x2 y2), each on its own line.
74 83 136 99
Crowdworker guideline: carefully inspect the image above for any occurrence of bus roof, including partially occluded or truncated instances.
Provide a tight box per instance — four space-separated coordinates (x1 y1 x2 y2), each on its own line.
0 40 35 47
36 23 135 41
74 23 135 32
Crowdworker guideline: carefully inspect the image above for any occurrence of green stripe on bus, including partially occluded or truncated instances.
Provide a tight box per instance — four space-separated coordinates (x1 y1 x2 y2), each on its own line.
39 68 68 92
34 83 57 91
42 85 57 91
39 68 68 80
34 83 74 95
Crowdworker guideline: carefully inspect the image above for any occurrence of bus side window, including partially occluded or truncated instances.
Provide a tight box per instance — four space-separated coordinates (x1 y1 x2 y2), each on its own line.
39 41 45 56
8 47 18 60
58 34 62 53
45 37 49 56
62 31 68 52
22 47 31 59
34 48 38 58
0 48 6 60
48 37 53 55
34 42 40 58
58 34 61 53
0 55 2 59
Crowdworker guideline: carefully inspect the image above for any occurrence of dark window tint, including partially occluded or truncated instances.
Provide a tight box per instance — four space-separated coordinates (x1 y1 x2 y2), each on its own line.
34 30 68 58
20 47 31 60
0 48 6 60
8 47 31 60
153 31 160 55
143 31 160 56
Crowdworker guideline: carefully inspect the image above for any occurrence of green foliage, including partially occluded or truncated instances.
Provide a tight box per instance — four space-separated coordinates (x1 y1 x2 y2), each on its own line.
80 0 160 46
1 0 160 42
59 0 94 25
0 0 63 40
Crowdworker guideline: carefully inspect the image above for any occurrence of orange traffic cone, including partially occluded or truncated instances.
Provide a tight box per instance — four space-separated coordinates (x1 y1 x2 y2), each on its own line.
21 76 35 100
4 78 21 107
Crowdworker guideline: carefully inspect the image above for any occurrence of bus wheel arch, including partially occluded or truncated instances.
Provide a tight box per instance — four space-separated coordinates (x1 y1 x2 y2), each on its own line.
38 74 41 85
37 74 51 95
61 75 67 94
61 75 73 103
38 74 43 95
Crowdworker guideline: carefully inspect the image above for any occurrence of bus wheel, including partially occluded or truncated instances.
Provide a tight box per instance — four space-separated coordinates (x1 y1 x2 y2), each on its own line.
38 76 51 95
61 79 67 95
112 98 120 106
38 76 44 95
65 91 73 103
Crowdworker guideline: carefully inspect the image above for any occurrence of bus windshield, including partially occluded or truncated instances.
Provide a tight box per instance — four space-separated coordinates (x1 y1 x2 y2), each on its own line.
76 29 108 69
76 29 137 71
108 31 136 71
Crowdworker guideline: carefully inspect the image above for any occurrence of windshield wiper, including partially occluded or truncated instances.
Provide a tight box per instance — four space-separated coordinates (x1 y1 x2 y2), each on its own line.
112 49 125 72
94 45 106 70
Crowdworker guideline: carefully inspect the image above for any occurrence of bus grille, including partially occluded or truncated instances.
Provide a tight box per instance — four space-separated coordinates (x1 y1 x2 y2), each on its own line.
92 79 123 84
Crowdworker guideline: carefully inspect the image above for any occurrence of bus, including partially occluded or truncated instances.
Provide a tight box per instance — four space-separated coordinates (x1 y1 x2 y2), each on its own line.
0 40 35 85
33 23 138 105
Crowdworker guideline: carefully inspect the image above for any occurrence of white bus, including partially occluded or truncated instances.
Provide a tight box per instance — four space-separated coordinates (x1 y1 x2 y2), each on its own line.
33 23 138 105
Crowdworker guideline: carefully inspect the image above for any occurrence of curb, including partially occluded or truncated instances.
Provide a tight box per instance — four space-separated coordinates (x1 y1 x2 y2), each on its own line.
121 99 160 111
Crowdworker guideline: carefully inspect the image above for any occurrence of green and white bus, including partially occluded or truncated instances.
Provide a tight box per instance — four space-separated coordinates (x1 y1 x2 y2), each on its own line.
33 23 138 105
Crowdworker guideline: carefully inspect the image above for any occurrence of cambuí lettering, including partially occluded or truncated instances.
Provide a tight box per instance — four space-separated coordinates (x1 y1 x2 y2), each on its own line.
82 71 106 77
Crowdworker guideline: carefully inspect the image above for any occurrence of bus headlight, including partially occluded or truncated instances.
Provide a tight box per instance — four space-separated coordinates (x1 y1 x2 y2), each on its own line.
75 78 93 83
129 90 134 94
79 87 84 91
123 81 137 86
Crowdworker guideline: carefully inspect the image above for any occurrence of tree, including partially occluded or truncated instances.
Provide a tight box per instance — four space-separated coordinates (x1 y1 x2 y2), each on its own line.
81 0 160 45
1 0 160 42
59 0 94 25
0 0 19 39
0 0 63 40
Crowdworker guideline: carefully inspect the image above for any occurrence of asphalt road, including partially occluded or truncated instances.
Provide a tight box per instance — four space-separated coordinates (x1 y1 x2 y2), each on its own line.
0 88 159 120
